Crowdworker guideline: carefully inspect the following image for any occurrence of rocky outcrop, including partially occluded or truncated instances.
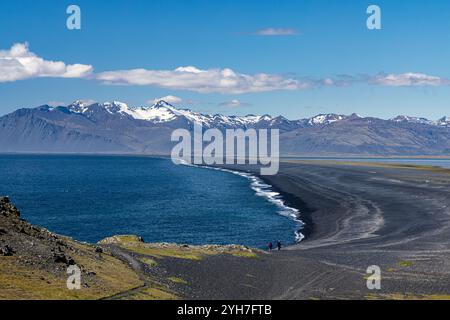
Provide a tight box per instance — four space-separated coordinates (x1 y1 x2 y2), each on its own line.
0 196 20 219
0 197 142 299
0 198 263 300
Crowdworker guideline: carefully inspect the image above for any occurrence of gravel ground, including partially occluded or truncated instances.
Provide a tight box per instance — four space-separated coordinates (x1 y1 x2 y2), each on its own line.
168 161 450 299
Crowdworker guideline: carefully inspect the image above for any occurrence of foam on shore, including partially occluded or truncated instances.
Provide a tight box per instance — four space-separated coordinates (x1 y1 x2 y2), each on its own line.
176 160 305 243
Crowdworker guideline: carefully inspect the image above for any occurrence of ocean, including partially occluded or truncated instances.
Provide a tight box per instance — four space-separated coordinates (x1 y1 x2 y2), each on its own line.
0 154 302 249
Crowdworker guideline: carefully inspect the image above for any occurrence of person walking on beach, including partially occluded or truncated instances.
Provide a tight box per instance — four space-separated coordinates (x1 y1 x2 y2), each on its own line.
277 241 282 251
268 242 273 252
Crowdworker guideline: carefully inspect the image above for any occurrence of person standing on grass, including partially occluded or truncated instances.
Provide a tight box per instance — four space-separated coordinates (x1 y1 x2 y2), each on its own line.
277 241 282 251
268 242 273 252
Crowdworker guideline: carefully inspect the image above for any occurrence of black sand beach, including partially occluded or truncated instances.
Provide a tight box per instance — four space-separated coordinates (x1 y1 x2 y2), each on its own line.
164 160 450 299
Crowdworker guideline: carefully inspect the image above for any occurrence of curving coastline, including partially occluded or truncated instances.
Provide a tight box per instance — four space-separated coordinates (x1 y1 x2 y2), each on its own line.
204 166 307 243
183 160 450 299
261 160 450 251
177 160 307 243
3 160 450 299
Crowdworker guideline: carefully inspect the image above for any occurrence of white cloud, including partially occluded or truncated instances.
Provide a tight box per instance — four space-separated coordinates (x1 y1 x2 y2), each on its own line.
0 43 93 83
314 72 450 87
255 28 298 36
3 43 449 93
218 99 250 108
369 72 449 86
150 95 183 105
96 66 308 94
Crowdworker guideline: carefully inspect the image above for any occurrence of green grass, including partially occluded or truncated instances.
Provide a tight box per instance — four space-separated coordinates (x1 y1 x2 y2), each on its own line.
229 251 259 259
127 246 205 260
397 260 413 267
367 293 450 300
286 160 450 175
0 243 143 300
99 235 261 261
124 287 179 300
140 257 158 267
168 277 188 284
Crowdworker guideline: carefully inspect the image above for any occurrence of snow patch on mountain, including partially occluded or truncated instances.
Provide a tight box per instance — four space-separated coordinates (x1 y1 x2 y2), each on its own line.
391 115 450 127
390 115 433 125
47 100 450 130
436 116 450 127
67 100 89 114
308 114 346 125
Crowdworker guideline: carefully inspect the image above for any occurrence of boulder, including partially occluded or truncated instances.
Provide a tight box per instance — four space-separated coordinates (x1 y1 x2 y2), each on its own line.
1 245 14 256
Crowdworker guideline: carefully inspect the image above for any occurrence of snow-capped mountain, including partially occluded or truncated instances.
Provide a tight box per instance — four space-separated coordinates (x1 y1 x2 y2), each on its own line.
391 115 435 126
436 116 450 127
48 99 450 129
1 100 450 156
63 100 179 122
58 100 281 128
390 115 450 127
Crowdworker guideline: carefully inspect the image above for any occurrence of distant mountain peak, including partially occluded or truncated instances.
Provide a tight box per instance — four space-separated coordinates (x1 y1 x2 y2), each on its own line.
71 100 86 106
391 115 430 122
152 100 175 109
101 101 129 115
67 100 90 114
349 113 362 119
389 115 450 126
437 116 450 127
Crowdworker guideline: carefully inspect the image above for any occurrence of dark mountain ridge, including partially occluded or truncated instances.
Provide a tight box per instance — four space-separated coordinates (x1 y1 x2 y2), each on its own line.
1 100 449 156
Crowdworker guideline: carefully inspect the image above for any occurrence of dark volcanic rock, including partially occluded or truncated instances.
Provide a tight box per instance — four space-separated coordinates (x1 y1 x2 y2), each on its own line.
0 196 75 268
0 197 20 218
1 244 14 256
53 252 75 265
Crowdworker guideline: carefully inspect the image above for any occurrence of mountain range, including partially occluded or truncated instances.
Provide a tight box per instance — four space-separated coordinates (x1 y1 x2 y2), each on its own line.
0 100 449 156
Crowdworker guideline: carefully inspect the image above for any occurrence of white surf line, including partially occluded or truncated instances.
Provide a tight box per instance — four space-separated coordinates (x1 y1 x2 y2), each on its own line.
174 160 306 242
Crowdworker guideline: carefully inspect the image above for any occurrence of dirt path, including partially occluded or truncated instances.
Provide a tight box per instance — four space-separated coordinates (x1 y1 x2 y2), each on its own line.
100 245 150 300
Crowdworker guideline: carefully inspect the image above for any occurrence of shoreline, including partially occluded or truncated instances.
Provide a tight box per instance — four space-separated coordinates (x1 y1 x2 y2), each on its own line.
4 154 450 250
255 173 315 244
2 152 450 159
182 162 309 244
3 161 450 299
104 161 450 299
207 166 308 243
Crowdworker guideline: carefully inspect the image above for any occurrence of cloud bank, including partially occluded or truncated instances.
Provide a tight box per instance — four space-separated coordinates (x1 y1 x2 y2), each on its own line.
1 43 450 94
0 43 93 83
96 66 309 94
369 72 450 87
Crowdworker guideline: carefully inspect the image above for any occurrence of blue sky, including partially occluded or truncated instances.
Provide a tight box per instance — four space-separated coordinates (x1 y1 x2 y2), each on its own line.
1 0 450 119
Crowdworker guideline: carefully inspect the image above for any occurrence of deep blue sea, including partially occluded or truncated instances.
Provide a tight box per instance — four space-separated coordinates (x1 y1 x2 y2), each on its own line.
0 155 301 248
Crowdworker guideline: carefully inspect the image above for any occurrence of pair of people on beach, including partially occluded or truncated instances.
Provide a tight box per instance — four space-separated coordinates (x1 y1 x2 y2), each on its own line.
268 241 281 252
